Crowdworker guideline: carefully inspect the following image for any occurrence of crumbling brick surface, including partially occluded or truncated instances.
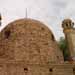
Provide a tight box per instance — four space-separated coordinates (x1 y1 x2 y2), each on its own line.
0 18 66 75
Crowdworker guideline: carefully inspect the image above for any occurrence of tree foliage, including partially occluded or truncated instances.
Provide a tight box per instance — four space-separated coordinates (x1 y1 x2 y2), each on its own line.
58 37 70 61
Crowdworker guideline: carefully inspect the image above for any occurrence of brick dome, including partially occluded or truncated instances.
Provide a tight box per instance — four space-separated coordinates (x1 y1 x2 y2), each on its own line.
0 18 63 64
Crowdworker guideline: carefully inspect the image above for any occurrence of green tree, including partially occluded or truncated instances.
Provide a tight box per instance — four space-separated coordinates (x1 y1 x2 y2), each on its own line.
58 37 70 61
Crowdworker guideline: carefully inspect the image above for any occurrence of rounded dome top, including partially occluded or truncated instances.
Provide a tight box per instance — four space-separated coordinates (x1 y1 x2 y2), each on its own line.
6 18 53 37
0 18 63 64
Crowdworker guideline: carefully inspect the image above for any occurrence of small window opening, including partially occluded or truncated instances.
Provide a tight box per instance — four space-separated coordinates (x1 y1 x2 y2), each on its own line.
4 30 11 39
66 24 68 27
73 68 75 75
24 68 28 72
41 27 45 30
57 56 59 59
51 34 55 41
49 68 53 72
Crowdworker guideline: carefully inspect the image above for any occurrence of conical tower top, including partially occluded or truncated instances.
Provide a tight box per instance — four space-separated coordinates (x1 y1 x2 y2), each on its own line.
0 13 2 26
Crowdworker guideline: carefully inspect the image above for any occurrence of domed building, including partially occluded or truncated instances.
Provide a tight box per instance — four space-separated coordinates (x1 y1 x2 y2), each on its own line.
0 16 75 75
0 18 63 63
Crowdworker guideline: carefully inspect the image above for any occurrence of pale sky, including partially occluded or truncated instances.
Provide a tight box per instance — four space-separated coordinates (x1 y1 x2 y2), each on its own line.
0 0 75 40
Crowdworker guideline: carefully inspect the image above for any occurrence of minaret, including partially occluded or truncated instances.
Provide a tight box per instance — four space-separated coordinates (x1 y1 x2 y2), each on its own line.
62 19 75 60
0 13 2 26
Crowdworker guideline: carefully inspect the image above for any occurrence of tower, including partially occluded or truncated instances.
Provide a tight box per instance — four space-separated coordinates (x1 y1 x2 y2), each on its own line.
0 13 2 26
62 19 75 60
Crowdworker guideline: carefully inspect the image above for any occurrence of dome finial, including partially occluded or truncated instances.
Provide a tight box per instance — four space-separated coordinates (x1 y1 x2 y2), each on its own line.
0 13 2 26
25 8 28 18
